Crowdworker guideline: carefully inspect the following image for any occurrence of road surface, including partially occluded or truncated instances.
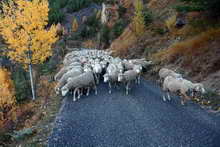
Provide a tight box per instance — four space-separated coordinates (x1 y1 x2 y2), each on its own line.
48 80 220 147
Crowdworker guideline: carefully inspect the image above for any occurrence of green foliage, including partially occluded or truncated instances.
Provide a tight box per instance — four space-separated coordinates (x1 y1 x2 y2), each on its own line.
48 0 65 25
39 58 58 75
100 25 110 45
11 128 34 141
143 9 153 26
110 19 129 40
67 0 91 13
118 5 127 17
12 68 31 102
153 28 167 35
79 13 101 38
175 0 220 17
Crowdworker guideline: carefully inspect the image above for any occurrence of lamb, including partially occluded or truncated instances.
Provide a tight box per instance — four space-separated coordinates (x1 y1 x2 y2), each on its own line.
55 69 83 94
118 70 139 95
162 76 206 105
61 71 97 101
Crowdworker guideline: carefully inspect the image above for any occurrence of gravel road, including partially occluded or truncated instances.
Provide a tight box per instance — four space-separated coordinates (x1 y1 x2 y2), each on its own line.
48 79 220 147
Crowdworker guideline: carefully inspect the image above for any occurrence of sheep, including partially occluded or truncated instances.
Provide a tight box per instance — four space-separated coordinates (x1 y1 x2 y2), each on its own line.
55 69 83 94
133 64 143 84
103 63 120 94
162 76 190 105
118 70 139 95
92 62 103 84
158 68 182 84
162 76 205 105
61 71 97 101
54 63 82 81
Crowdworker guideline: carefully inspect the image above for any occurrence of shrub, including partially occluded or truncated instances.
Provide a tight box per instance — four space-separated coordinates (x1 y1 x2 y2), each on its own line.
79 12 101 38
175 0 220 17
48 0 65 25
12 68 32 102
100 25 110 45
82 40 97 48
72 18 79 32
110 19 129 40
67 0 91 13
132 0 146 37
165 15 177 31
153 28 220 62
0 68 16 109
118 5 127 17
143 9 153 26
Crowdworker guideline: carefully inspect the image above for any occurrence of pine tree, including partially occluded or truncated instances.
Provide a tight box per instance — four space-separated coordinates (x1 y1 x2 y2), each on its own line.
132 0 146 37
72 18 79 32
176 0 220 17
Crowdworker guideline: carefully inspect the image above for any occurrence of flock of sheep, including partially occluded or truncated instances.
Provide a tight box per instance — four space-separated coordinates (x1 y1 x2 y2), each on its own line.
54 49 152 101
54 49 206 105
159 68 206 105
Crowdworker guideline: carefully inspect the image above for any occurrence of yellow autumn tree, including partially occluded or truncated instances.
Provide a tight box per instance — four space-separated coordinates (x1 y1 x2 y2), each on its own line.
72 18 79 32
132 0 146 37
0 0 58 100
0 68 16 109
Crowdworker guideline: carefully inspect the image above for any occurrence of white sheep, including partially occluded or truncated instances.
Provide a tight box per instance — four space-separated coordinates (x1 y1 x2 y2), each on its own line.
162 76 206 105
159 68 182 84
54 63 82 81
103 64 120 94
61 71 97 101
118 70 139 95
133 64 143 84
93 62 103 84
55 69 83 94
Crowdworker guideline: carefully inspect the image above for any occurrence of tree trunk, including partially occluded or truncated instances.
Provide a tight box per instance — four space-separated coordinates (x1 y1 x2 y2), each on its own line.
29 63 36 100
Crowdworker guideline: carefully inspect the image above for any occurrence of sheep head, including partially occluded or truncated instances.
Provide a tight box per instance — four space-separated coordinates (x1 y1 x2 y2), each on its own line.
103 73 110 83
194 83 206 94
133 65 142 74
61 85 69 96
118 73 124 82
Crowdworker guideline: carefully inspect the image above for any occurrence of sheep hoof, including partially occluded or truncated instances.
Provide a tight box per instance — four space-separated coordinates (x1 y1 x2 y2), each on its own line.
162 96 166 102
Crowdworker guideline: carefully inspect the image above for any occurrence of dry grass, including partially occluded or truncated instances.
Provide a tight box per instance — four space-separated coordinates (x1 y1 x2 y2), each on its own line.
110 24 138 57
153 28 220 62
165 15 176 31
82 40 98 49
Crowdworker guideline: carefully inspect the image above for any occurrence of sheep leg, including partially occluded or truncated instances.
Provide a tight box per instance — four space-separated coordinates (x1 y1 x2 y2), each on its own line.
77 88 81 99
109 82 112 94
138 75 141 84
126 82 130 95
73 88 78 101
163 95 166 101
94 85 97 95
167 92 171 101
86 87 90 96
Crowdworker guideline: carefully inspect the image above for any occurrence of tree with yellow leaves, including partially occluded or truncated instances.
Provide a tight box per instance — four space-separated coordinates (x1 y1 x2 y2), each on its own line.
132 0 146 37
0 0 58 100
0 68 16 109
72 18 79 32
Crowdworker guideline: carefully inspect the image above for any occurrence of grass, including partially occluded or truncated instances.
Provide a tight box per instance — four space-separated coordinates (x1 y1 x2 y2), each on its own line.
153 28 220 62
